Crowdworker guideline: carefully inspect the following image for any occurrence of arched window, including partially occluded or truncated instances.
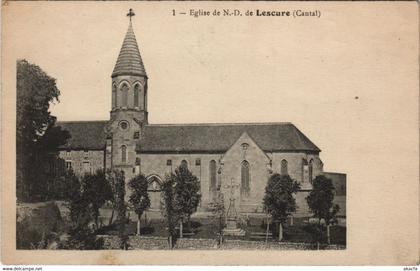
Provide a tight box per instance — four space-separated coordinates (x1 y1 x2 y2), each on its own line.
241 160 250 198
281 159 288 175
181 160 188 169
209 160 217 200
147 176 161 191
121 145 127 163
309 159 314 182
144 87 147 111
134 84 140 108
112 84 117 108
121 83 128 107
302 158 309 183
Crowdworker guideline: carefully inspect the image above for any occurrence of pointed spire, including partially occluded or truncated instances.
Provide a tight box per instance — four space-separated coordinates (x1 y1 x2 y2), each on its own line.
112 19 147 78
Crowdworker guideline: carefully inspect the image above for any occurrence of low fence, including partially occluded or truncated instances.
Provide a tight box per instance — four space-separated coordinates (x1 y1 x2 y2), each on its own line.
99 235 345 250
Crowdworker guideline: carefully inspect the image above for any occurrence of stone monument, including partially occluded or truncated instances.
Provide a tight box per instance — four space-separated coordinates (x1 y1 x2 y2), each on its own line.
222 178 245 236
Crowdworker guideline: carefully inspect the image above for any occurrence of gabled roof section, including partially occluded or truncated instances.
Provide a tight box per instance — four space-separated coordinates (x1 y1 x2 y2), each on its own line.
136 123 320 153
56 121 108 150
112 22 147 78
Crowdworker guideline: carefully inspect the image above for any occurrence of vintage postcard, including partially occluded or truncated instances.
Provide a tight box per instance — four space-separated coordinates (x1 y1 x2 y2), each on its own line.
1 1 418 265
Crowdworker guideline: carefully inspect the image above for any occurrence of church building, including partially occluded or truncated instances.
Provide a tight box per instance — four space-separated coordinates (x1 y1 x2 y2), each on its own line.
57 13 345 217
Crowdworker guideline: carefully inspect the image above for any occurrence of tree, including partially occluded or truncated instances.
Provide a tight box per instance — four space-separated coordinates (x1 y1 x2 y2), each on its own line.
173 164 201 232
16 59 70 202
128 174 151 236
306 175 340 245
114 170 129 250
66 181 98 250
62 169 81 202
263 173 301 241
67 197 98 249
161 173 179 248
48 168 80 201
80 169 113 229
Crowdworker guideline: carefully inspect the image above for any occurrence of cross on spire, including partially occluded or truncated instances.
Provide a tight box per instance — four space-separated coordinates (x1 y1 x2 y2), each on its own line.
127 8 135 22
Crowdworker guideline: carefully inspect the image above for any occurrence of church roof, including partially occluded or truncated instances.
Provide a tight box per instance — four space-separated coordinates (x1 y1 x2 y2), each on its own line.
112 22 147 78
137 123 320 153
56 121 320 153
56 121 108 150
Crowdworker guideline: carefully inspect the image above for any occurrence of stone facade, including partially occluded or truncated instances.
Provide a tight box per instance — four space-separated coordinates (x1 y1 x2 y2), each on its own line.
58 150 104 176
56 18 346 219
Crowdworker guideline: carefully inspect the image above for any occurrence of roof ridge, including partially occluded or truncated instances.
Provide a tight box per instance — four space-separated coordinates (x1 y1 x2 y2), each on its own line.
146 122 292 127
289 124 321 152
57 120 109 124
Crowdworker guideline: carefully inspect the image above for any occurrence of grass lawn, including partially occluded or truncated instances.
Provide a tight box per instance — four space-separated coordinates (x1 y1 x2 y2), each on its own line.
97 214 346 246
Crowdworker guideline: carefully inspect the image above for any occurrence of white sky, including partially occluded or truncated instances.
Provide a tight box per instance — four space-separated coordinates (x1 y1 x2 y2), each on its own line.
3 2 418 177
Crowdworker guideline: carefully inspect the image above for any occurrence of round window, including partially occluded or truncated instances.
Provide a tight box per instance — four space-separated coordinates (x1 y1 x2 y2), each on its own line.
119 121 129 130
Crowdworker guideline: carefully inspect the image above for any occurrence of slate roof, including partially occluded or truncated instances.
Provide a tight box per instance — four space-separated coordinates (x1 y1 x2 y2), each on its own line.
137 123 320 153
56 121 108 150
56 121 320 153
112 22 147 78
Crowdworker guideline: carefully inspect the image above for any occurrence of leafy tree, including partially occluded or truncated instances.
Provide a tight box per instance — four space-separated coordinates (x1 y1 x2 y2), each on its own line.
62 169 81 202
66 216 98 249
263 173 301 241
114 170 129 250
16 59 70 202
62 171 106 250
306 175 340 245
161 173 179 248
66 185 98 249
48 168 80 201
173 164 201 231
80 169 113 229
128 174 150 236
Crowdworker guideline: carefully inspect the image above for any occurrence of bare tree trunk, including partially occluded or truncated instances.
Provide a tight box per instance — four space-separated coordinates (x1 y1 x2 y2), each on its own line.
168 235 173 249
218 214 223 246
265 215 270 244
318 218 321 249
95 216 99 230
327 224 331 245
179 220 183 238
187 216 191 231
108 209 114 226
137 214 141 236
278 222 283 242
144 211 148 226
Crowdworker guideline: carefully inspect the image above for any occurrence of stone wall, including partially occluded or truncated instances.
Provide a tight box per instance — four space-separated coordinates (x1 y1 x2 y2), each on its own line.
100 235 169 250
109 108 145 182
59 150 104 176
174 238 218 250
221 240 344 250
221 132 271 213
137 138 324 216
271 152 323 188
138 153 223 208
100 235 345 250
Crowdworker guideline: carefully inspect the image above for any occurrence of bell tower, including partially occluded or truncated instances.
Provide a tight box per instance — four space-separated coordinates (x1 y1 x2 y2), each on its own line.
106 9 147 179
